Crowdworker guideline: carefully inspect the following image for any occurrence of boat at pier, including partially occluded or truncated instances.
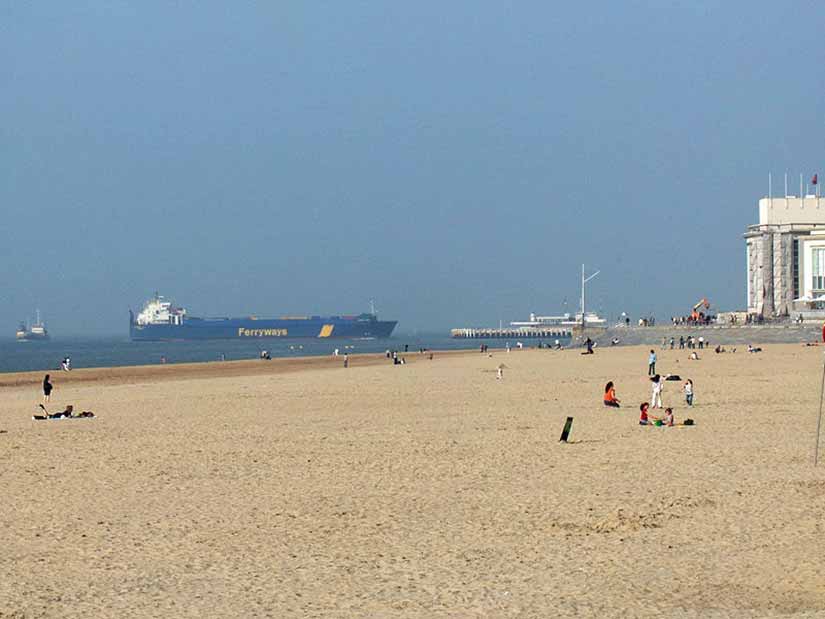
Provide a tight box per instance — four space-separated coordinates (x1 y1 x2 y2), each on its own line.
451 264 606 338
129 294 397 341
510 311 607 328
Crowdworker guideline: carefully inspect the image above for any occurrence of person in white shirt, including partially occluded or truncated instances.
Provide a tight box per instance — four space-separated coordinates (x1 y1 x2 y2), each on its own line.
650 374 667 408
684 379 694 406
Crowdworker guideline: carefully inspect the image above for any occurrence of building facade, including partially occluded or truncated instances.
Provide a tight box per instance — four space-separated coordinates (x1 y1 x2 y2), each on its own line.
745 195 825 318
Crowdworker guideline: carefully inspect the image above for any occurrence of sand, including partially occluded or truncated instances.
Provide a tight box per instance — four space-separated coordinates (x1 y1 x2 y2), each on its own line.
2 344 825 618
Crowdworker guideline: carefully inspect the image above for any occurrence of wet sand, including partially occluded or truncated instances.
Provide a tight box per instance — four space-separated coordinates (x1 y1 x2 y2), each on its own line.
2 344 825 617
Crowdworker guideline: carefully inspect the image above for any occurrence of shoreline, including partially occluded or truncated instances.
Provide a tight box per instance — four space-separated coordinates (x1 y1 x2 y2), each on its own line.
2 338 818 389
0 347 476 390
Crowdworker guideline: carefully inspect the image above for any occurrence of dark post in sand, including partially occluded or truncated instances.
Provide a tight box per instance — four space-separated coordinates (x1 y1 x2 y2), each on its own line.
559 417 574 443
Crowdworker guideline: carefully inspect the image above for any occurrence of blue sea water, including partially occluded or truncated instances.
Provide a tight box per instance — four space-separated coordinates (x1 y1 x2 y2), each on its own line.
3 324 810 374
0 334 529 374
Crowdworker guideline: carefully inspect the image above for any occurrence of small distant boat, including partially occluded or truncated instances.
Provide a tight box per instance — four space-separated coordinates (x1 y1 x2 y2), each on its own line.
16 309 50 341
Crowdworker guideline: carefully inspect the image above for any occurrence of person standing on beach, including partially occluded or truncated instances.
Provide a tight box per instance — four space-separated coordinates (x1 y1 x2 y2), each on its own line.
648 350 656 376
650 374 665 408
42 374 53 403
684 379 694 406
343 353 349 368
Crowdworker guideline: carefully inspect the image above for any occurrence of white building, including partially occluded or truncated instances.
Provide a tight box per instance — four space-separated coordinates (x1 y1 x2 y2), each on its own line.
745 194 825 318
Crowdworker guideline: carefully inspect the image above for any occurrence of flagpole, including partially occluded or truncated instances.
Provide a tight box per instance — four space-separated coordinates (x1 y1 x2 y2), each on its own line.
785 172 788 198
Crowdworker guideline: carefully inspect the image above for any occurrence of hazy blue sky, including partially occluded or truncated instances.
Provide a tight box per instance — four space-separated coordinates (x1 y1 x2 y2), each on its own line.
2 2 824 335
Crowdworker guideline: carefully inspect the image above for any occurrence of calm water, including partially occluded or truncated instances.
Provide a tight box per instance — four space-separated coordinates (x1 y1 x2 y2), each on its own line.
2 325 814 374
0 334 534 374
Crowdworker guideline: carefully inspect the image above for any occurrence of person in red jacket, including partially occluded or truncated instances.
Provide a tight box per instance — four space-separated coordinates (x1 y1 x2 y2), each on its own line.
639 402 650 425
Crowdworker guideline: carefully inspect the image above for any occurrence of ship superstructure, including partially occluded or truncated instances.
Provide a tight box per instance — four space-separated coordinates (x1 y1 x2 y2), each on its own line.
16 309 50 341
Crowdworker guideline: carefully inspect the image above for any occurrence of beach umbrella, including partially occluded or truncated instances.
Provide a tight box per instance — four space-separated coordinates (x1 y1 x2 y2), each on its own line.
813 295 825 302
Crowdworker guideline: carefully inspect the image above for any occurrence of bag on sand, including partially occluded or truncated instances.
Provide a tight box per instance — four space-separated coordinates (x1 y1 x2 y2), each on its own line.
683 418 694 426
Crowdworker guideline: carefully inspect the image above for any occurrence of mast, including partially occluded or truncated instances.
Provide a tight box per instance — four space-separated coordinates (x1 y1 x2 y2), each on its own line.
580 264 600 327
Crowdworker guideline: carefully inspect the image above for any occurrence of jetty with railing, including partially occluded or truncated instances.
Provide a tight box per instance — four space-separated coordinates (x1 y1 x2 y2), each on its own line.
450 326 573 340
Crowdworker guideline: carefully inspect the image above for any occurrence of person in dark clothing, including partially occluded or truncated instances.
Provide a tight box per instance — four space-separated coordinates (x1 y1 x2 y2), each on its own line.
42 374 53 403
33 404 73 420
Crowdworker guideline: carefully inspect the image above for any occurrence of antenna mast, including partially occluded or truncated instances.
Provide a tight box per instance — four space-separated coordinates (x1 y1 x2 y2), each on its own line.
580 264 600 327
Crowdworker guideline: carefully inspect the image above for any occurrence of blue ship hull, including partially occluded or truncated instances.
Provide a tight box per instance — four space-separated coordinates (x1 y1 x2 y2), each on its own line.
129 313 397 341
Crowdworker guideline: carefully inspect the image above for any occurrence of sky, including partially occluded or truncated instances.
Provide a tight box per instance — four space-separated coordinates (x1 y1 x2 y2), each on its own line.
2 1 824 335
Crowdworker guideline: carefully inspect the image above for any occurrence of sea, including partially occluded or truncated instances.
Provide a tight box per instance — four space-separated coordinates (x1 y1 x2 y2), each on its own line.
1 324 818 374
0 334 521 374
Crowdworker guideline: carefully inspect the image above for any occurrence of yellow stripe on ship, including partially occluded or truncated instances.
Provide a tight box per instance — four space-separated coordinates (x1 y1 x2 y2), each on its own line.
318 324 334 338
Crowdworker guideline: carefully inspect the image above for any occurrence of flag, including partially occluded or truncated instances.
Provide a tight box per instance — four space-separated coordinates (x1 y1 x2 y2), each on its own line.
813 174 818 185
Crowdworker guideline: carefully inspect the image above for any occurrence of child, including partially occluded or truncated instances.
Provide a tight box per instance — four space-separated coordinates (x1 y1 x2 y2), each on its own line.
42 374 52 403
650 374 665 408
648 350 657 375
639 402 650 425
663 407 674 426
603 381 620 408
684 379 694 406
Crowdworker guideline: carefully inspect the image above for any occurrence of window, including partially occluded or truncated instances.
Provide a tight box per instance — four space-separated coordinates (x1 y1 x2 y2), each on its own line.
813 247 825 291
793 239 800 301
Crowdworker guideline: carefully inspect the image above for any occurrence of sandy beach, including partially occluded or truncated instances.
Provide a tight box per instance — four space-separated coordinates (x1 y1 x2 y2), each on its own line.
2 343 825 618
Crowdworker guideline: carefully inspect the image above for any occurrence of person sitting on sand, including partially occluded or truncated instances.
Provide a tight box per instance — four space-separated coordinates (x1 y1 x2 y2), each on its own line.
603 381 620 408
639 402 651 425
747 344 762 353
689 351 699 360
663 407 674 427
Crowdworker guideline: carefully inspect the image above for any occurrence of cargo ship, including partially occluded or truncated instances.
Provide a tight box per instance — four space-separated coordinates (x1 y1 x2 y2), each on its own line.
129 294 397 341
16 310 50 341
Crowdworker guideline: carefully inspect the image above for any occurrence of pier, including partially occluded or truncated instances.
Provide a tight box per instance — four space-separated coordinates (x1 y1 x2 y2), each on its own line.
450 327 572 340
